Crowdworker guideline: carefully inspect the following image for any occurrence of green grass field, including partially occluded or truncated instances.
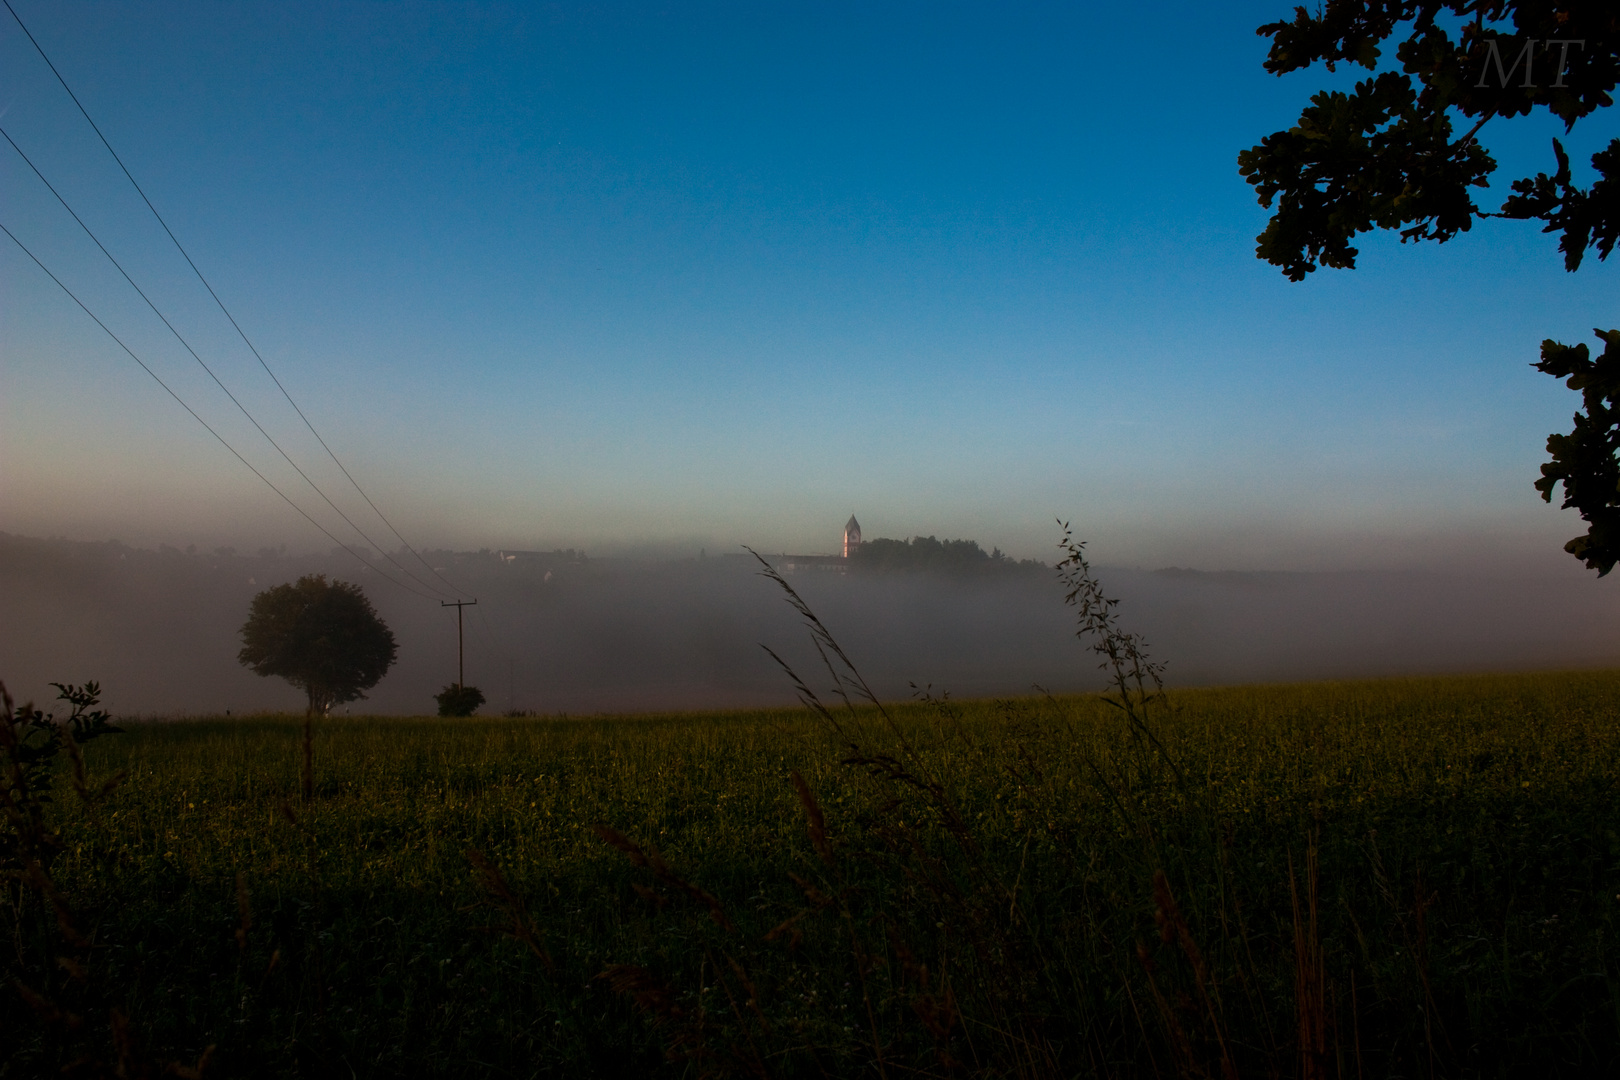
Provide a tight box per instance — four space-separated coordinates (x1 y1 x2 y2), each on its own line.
9 670 1620 1077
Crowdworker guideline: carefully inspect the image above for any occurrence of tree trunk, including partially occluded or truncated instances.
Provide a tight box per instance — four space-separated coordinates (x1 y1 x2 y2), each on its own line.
305 685 332 717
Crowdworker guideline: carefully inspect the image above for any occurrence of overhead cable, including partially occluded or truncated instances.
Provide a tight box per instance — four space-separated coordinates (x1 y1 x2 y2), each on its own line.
2 0 469 600
0 219 443 602
1 126 459 602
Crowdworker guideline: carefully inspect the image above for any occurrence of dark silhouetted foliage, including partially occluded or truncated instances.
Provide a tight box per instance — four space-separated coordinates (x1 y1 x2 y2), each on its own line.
850 535 1044 576
237 575 396 715
1 680 121 881
1241 1 1618 570
1536 329 1620 573
435 683 486 717
1239 1 1617 280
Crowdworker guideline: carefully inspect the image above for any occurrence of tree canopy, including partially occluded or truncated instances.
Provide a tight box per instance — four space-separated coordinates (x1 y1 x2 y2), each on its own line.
238 575 397 715
1239 1 1616 280
851 536 1045 576
1241 1 1619 571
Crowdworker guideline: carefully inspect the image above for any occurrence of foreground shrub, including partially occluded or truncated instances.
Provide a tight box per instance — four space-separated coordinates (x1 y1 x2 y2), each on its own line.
10 539 1620 1076
435 683 487 717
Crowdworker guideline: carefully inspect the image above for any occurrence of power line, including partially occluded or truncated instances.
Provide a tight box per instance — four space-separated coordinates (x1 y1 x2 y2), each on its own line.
0 219 443 602
2 0 470 601
1 125 458 603
4 0 515 702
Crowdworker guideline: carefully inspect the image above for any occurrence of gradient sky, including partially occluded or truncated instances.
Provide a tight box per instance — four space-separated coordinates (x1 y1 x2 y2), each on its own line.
2 1 1616 574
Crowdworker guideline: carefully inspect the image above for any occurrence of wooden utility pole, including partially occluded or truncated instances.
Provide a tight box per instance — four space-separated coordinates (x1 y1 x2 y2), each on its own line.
441 599 477 685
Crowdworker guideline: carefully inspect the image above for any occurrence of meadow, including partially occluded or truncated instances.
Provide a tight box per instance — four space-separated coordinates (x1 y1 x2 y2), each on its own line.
9 668 1620 1078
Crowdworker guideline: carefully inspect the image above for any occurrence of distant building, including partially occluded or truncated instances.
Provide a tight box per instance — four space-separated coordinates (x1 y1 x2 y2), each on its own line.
783 515 862 575
494 549 586 564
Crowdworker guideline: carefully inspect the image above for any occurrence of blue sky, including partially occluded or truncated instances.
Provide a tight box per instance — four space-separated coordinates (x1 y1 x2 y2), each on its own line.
2 1 1615 572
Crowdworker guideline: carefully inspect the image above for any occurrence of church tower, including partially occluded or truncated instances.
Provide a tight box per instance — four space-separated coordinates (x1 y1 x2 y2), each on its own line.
843 515 862 558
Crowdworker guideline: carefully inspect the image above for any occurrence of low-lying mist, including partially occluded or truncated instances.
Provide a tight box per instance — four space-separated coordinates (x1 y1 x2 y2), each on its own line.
3 532 1618 716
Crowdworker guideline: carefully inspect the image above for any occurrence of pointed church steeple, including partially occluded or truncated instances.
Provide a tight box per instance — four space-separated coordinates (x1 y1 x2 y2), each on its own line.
843 515 862 558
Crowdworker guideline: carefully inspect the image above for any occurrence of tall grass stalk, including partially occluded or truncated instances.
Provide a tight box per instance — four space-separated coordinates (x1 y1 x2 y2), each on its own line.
9 535 1620 1075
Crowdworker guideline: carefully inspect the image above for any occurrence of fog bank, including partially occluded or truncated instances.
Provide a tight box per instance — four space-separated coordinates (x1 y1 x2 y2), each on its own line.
2 533 1617 716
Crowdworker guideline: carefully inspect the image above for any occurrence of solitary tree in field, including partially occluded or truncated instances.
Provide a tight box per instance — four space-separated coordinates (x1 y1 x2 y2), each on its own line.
1240 1 1619 570
238 575 397 715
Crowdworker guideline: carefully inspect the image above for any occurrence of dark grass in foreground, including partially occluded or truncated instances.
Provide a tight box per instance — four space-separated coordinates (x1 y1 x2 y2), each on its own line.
9 669 1620 1078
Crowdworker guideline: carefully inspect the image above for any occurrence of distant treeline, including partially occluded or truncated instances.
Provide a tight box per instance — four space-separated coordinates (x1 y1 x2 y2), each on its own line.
851 536 1046 576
